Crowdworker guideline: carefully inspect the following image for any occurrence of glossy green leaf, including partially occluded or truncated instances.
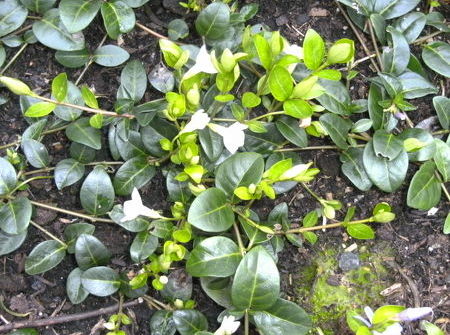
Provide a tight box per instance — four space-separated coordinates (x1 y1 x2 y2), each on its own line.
24 102 56 117
79 85 98 108
394 12 426 43
398 71 437 99
0 157 17 196
407 161 441 210
0 45 5 67
370 14 386 44
0 230 27 256
66 267 89 304
382 26 409 75
130 231 158 263
363 140 408 192
20 0 56 13
51 72 68 102
340 148 373 191
64 222 95 254
75 234 111 270
422 42 450 77
21 139 50 168
269 66 293 101
55 49 90 68
433 96 449 129
59 0 101 33
252 298 311 335
373 130 403 160
283 99 313 119
200 277 233 308
32 8 85 51
150 310 176 335
113 156 155 196
187 188 234 233
173 310 208 335
70 142 97 163
0 197 32 234
399 128 436 162
148 64 175 93
168 19 188 40
434 139 450 182
0 0 28 38
25 240 66 275
81 266 120 296
426 12 450 33
80 166 115 215
54 158 85 190
198 127 224 162
316 79 351 115
242 92 261 108
276 115 308 147
93 44 130 67
303 29 324 70
101 1 135 39
231 246 280 310
195 2 230 40
187 236 241 277
166 170 191 203
376 0 420 19
118 60 147 102
66 117 102 150
319 113 352 149
254 34 272 70
346 223 375 239
215 152 264 197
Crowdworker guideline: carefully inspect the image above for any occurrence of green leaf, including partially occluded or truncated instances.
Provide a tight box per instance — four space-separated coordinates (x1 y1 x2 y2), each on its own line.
173 310 208 335
407 161 441 210
363 140 408 192
187 188 234 233
231 245 280 310
21 139 50 168
80 166 115 215
398 71 437 99
51 73 68 102
269 66 293 101
198 127 224 162
303 29 324 70
55 158 84 190
316 79 351 115
422 42 450 77
276 115 308 147
32 8 85 51
0 230 27 256
252 298 311 335
254 34 272 70
433 96 449 129
377 0 420 19
75 234 111 270
130 231 158 263
373 130 403 160
55 49 90 68
8 329 39 335
24 102 56 117
101 1 135 39
420 320 445 335
283 99 313 119
0 0 28 38
166 170 191 203
352 119 373 133
315 69 342 81
195 2 230 40
444 213 450 235
25 240 66 275
426 12 450 33
0 45 5 67
242 92 261 108
370 14 386 44
200 277 233 308
187 236 242 277
340 148 373 191
119 60 147 102
434 139 450 182
70 142 97 163
215 152 264 197
398 128 436 162
168 19 188 40
64 222 95 254
148 64 175 93
319 113 352 149
93 44 130 67
66 267 89 304
109 205 150 232
394 12 426 43
66 117 102 150
54 81 84 121
382 26 409 75
150 310 176 335
0 156 17 196
80 85 98 108
89 113 103 129
59 0 102 33
113 156 155 196
346 223 375 239
0 197 32 234
20 0 56 13
81 266 120 296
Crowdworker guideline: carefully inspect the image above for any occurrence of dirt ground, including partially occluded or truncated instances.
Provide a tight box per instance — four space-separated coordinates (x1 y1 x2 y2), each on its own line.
0 0 448 334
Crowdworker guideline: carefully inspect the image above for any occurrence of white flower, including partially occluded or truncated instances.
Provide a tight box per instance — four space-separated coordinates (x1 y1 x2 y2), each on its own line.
395 307 432 322
279 163 311 180
209 122 248 154
374 323 403 335
183 45 218 79
214 316 240 335
299 117 311 128
283 43 303 58
121 188 164 222
180 109 211 134
159 275 169 284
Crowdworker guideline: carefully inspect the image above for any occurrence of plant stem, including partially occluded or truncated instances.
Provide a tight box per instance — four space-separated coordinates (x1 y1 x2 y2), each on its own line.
412 31 442 45
0 43 28 75
301 183 322 203
283 218 373 234
29 220 67 247
143 295 171 310
251 111 284 121
275 144 365 152
441 183 450 203
9 175 52 195
0 125 69 151
135 22 171 40
29 200 115 223
22 161 124 176
367 20 383 70
0 140 20 150
35 95 134 119
432 129 450 135
233 222 246 255
348 133 370 141
244 310 249 335
75 34 108 86
334 1 381 73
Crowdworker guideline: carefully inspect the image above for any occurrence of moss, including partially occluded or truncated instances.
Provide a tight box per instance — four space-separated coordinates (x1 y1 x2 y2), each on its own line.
296 245 395 334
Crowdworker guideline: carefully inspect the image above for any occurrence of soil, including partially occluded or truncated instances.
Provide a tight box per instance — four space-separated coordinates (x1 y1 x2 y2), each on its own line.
0 0 449 335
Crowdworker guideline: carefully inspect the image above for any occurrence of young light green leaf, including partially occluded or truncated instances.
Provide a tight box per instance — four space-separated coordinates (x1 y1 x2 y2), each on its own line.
66 267 89 304
242 92 261 108
283 99 313 119
59 0 102 33
24 102 56 117
51 73 68 102
80 166 115 215
303 29 324 70
269 66 293 101
346 223 375 239
444 213 450 235
0 197 32 234
254 34 272 70
186 236 241 277
231 245 280 310
25 240 66 275
93 45 130 67
81 266 120 296
80 85 99 108
407 161 441 210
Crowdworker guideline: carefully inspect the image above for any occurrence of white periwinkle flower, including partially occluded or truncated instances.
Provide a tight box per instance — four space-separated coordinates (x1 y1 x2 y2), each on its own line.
209 122 248 154
180 109 211 134
395 307 433 322
159 275 169 285
214 316 240 335
284 43 303 58
183 45 218 79
121 188 164 222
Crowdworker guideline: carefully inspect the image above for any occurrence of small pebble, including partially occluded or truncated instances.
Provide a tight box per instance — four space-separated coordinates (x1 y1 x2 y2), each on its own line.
338 252 360 272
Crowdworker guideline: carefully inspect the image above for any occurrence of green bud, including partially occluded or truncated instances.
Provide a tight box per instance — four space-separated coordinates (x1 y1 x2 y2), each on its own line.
174 299 184 309
152 278 164 290
220 48 236 72
0 76 33 96
373 212 396 223
327 38 355 64
323 204 335 219
159 138 173 151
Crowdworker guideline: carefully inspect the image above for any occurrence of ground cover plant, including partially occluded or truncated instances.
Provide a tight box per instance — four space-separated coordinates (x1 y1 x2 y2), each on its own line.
0 0 448 334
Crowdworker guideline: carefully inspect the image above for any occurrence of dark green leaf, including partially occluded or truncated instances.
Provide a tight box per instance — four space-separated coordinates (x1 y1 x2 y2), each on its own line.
370 14 386 44
141 117 177 157
130 231 158 263
195 2 230 40
422 42 450 77
166 170 191 203
0 197 32 234
66 267 89 304
70 142 97 163
173 310 208 335
80 166 115 215
148 64 175 93
394 12 426 43
382 26 409 75
81 266 120 296
59 0 101 33
20 0 56 13
0 230 27 256
377 0 420 19
55 49 90 68
187 236 241 277
373 130 403 160
199 127 224 162
75 234 111 270
54 81 84 121
316 79 351 115
150 310 176 335
168 19 188 40
21 139 49 168
319 113 352 149
25 240 66 275
0 0 28 38
0 157 17 196
200 277 233 308
340 148 373 191
101 1 135 39
231 246 280 310
118 60 147 102
54 158 85 190
93 44 130 67
64 222 95 254
433 96 449 129
407 161 441 210
434 139 450 182
276 115 308 148
66 117 102 150
426 12 450 33
399 71 437 99
113 156 155 196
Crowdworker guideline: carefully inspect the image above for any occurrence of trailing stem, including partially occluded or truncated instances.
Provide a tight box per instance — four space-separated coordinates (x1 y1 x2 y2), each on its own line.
0 43 28 76
29 220 67 247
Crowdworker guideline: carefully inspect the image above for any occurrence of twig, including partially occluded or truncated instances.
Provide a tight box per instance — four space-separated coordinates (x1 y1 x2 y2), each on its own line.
367 20 383 70
75 34 108 86
334 1 381 73
29 220 67 247
0 125 69 151
387 261 421 308
233 223 246 255
275 144 365 152
22 161 124 176
413 31 443 45
0 43 28 76
135 22 170 40
0 299 143 332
